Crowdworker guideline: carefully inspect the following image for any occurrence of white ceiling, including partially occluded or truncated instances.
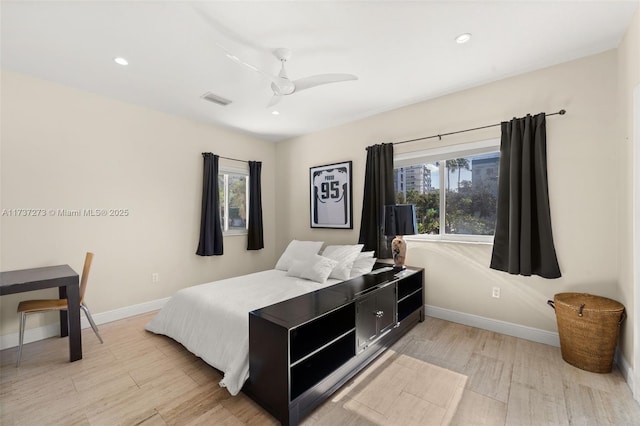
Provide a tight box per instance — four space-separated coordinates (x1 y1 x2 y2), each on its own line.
1 1 637 142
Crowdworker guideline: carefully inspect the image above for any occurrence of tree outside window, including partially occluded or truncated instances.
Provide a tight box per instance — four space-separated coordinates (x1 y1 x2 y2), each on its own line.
219 171 249 234
394 150 499 240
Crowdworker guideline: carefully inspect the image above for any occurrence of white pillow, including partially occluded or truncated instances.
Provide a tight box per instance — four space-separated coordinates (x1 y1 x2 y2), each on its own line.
356 251 375 259
286 255 338 283
275 240 324 271
322 244 364 280
350 252 378 278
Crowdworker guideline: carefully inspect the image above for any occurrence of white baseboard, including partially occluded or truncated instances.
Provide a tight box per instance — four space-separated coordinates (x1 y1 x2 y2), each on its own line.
0 297 169 350
616 348 634 393
426 304 561 347
84 297 169 327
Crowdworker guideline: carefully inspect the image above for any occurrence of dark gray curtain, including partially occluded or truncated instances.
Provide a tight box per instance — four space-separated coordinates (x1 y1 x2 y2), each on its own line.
247 161 264 250
490 113 561 278
358 143 395 258
196 153 224 256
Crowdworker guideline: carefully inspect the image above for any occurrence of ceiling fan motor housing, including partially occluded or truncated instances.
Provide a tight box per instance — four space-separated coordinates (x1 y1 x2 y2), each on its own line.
273 48 292 62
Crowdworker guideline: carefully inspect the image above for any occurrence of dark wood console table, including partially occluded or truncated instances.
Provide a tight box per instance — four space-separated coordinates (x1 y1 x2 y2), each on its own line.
245 266 424 425
0 264 82 362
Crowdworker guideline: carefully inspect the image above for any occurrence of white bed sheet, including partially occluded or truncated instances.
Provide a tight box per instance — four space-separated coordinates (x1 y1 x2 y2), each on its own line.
145 269 341 395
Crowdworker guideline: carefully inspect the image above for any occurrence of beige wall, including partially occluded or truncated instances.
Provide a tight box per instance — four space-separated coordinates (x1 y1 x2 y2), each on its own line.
276 50 624 341
617 4 640 370
0 71 278 336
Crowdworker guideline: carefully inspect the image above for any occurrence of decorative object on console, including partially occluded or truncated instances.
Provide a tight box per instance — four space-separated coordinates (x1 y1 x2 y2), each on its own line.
310 161 353 229
384 204 418 270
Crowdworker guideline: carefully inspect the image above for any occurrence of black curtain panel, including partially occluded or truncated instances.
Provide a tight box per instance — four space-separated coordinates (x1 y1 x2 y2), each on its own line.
490 113 561 278
247 161 264 250
358 143 395 258
196 153 224 256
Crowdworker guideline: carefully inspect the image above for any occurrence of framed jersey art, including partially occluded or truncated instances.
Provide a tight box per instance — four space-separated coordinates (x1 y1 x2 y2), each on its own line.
310 161 353 229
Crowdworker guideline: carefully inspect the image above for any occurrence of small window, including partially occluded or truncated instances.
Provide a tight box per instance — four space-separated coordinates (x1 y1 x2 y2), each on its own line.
218 168 249 235
394 139 500 242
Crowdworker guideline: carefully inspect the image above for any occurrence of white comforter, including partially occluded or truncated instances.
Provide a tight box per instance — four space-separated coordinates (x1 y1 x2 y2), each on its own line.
145 269 341 395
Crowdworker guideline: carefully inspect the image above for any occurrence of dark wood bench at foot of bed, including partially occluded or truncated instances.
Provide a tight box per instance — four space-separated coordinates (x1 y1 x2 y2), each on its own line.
245 266 425 426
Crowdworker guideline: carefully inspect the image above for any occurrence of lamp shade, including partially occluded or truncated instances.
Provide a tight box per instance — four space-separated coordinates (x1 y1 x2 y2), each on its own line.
384 204 418 236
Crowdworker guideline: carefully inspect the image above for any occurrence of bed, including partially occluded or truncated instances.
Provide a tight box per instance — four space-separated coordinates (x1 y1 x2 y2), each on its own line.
145 241 376 396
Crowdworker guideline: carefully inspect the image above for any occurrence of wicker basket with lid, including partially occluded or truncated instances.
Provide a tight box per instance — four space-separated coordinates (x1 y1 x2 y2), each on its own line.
548 292 625 373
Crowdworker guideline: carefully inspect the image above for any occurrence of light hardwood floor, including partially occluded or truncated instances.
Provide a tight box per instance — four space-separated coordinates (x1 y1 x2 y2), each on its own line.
1 312 639 425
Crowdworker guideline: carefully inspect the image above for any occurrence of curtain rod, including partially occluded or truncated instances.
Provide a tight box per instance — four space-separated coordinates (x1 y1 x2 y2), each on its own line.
201 152 248 163
392 109 566 146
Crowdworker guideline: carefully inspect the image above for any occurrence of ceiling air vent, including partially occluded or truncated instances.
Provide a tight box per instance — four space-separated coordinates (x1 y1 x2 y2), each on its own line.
200 92 232 106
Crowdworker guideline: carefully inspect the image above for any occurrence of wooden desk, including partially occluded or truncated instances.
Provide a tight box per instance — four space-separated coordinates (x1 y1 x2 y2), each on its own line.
0 265 82 362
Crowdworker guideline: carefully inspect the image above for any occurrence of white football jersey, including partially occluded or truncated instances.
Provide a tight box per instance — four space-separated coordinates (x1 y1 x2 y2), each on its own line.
312 167 349 225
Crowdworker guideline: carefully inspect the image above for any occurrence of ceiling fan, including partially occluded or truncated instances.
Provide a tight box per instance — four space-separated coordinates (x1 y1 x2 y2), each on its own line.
192 7 357 107
265 48 358 107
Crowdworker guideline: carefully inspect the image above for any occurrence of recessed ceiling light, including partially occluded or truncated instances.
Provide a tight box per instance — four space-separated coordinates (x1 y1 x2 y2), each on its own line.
271 110 280 115
455 33 472 44
114 57 129 66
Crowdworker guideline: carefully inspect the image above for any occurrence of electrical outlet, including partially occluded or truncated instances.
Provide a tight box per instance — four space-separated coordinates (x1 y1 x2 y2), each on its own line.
492 287 500 298
152 273 159 283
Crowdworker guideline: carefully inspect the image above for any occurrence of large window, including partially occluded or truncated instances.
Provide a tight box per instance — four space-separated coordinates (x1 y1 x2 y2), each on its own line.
218 168 249 235
394 139 500 242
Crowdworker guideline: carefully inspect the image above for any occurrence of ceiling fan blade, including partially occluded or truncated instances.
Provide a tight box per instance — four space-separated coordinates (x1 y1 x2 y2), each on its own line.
267 94 282 108
193 6 263 73
192 4 280 82
215 42 280 81
293 74 358 93
229 53 289 88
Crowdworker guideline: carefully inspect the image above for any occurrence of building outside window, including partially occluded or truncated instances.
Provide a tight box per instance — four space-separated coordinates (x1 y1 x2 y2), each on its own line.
393 139 500 242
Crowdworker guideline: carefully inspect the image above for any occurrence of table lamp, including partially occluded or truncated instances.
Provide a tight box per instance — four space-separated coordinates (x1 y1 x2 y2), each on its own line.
384 204 418 270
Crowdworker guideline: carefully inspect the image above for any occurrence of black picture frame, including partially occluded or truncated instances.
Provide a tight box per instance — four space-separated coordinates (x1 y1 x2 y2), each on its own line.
310 161 353 229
